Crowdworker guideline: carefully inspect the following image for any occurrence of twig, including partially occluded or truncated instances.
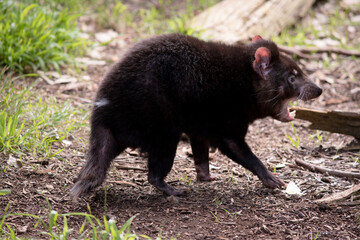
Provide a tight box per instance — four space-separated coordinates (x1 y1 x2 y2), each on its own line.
278 45 360 58
71 154 85 157
314 183 360 203
338 200 360 206
278 45 316 59
57 93 92 103
107 180 139 187
29 160 49 165
295 159 360 179
115 156 145 160
296 46 360 57
167 180 180 184
221 222 237 226
115 165 147 171
37 70 55 85
61 82 89 92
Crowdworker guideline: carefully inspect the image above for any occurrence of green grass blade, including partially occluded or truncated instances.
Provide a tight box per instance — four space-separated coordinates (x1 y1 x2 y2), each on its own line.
20 4 37 23
0 189 11 196
0 203 11 232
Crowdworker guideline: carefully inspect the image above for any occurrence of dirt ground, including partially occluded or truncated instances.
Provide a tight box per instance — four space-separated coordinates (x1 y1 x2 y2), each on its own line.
1 0 360 239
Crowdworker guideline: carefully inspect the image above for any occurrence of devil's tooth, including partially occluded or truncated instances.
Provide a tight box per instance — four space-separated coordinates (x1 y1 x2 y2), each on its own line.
289 110 296 118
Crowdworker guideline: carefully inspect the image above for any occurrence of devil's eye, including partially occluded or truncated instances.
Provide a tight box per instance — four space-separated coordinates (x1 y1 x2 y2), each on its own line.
288 75 296 84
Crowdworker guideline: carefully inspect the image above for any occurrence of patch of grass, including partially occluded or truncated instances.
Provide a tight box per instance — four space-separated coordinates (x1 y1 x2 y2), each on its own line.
272 4 360 51
91 1 135 33
222 208 239 218
209 211 220 223
0 204 143 239
286 122 300 148
228 170 238 183
88 0 220 37
0 203 180 239
178 173 193 185
309 130 323 146
353 156 360 166
0 190 11 196
0 71 88 158
0 1 88 73
310 228 319 240
167 15 203 38
23 0 87 12
213 197 222 207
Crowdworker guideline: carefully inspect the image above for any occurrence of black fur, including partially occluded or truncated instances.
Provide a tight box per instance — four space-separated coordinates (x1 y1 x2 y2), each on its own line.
71 33 322 198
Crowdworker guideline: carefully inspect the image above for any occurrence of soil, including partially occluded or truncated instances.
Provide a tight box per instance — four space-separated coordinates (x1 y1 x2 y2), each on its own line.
1 1 360 239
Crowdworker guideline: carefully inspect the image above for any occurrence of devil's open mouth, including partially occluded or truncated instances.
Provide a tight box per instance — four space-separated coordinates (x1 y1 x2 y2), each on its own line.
277 99 296 122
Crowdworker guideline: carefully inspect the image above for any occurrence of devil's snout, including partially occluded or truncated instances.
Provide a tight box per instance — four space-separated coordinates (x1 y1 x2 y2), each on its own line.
313 84 322 98
300 81 322 101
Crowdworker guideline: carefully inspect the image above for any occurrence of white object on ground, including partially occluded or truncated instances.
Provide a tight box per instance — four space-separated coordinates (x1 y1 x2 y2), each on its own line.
285 181 302 195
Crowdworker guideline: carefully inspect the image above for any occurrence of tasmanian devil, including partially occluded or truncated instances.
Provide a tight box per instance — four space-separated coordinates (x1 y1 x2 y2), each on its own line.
71 33 322 198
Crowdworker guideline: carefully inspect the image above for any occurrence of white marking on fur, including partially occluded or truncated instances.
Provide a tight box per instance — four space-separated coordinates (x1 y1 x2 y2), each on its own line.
95 98 109 107
264 68 272 76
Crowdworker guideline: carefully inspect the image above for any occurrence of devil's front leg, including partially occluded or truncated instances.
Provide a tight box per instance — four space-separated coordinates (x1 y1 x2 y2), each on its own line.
217 138 285 188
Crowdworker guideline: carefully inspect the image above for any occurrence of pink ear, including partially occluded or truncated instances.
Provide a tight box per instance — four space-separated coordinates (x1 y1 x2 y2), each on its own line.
253 47 271 78
252 35 263 43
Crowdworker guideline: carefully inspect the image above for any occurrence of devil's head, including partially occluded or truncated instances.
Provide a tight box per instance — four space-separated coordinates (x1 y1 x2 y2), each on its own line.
251 35 322 122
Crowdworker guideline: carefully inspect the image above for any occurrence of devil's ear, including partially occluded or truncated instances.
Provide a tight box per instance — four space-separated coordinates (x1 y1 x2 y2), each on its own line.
252 35 263 43
253 47 271 79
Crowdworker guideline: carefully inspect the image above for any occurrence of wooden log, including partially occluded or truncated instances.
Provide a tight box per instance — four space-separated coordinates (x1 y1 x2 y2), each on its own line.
290 106 360 139
190 0 315 44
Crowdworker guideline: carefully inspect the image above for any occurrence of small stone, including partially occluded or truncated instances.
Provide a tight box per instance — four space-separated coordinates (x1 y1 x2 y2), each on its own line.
321 177 331 183
18 224 28 233
62 140 72 147
95 30 118 43
7 155 22 168
166 195 179 204
261 224 271 234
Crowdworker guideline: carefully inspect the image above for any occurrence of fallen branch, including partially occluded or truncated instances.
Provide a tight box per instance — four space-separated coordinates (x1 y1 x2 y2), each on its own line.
278 45 360 58
314 183 360 203
342 144 360 151
290 106 360 139
295 159 360 179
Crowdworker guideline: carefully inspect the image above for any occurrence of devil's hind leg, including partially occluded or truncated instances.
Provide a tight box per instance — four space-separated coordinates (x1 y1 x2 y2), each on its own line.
147 139 185 196
70 125 124 199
